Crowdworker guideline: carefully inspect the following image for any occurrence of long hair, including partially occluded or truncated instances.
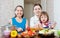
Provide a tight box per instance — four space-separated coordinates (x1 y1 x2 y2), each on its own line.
14 5 24 18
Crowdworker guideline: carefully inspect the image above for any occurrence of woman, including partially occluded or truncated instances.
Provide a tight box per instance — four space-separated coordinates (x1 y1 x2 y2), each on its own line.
30 3 42 29
9 5 28 37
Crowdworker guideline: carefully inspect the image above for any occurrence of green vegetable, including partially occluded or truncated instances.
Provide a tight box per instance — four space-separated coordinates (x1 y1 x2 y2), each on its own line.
57 30 60 36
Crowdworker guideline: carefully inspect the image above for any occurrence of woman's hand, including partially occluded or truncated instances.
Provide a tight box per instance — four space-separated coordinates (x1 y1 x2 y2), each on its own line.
17 28 23 32
38 23 44 30
34 22 44 30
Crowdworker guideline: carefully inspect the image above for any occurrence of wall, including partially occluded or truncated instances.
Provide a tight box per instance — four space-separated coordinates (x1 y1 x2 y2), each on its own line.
41 0 54 21
0 0 24 26
46 0 54 21
41 0 46 11
54 0 60 29
41 0 60 29
24 3 34 25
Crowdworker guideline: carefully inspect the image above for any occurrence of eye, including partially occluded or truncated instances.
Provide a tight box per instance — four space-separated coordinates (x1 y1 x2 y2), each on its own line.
17 10 19 12
38 8 41 10
41 16 44 18
44 16 47 18
34 8 37 10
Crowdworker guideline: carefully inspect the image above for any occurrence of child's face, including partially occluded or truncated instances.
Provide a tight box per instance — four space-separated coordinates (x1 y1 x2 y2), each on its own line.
33 5 42 16
40 15 47 23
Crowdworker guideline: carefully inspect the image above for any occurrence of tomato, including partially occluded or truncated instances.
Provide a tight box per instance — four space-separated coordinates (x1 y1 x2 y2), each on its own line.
26 27 31 31
28 31 33 36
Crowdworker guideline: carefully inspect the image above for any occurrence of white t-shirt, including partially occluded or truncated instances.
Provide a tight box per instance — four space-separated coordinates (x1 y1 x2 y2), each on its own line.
30 15 39 28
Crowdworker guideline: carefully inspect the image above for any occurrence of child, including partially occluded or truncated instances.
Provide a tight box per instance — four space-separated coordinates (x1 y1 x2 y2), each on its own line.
39 11 56 29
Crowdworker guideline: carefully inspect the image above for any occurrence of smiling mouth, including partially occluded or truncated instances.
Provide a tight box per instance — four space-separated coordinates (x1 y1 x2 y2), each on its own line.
17 13 22 15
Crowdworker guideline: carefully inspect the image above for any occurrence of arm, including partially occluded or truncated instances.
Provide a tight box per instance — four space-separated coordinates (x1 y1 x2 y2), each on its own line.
38 22 44 30
9 18 23 31
9 19 12 24
50 22 56 29
26 20 29 29
17 19 29 32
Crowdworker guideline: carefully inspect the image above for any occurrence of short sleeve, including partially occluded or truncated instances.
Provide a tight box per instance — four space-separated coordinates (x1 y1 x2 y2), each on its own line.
30 18 35 28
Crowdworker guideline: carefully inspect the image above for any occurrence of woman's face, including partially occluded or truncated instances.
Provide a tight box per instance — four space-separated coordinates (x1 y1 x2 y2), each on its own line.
15 7 23 18
33 5 42 16
40 15 48 23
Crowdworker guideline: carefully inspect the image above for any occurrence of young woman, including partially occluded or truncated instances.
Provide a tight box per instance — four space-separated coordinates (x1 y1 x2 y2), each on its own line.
9 5 28 37
30 3 42 28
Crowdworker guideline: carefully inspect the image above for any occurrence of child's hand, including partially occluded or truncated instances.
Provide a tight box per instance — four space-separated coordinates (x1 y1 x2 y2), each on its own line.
17 28 23 32
54 22 56 25
50 22 56 29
